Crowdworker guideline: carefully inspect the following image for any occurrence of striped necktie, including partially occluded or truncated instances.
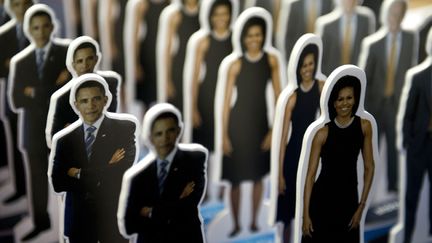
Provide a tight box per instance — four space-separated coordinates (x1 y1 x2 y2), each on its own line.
85 126 96 158
36 49 45 80
385 35 397 97
158 160 169 193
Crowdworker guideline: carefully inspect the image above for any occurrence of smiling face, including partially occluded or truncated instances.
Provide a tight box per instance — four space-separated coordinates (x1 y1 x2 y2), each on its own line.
210 4 231 32
300 53 316 83
72 47 98 76
74 86 107 125
334 86 355 118
29 13 53 48
243 25 264 53
150 117 180 159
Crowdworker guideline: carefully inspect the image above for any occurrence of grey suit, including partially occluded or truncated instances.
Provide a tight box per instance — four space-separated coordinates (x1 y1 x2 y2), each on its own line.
319 8 375 76
363 30 418 191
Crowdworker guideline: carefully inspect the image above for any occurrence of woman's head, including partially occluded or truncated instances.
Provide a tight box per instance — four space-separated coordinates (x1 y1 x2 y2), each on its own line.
240 16 266 53
296 44 319 85
328 75 361 120
209 0 232 31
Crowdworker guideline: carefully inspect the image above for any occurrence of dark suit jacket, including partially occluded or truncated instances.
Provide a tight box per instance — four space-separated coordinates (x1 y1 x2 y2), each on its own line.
402 63 432 155
363 30 417 114
51 115 136 240
282 0 333 61
49 72 120 139
123 147 207 243
320 8 375 76
11 41 69 153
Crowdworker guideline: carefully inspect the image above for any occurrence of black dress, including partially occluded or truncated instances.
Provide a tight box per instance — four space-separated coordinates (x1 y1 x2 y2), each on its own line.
302 116 364 243
222 53 271 185
136 0 169 106
168 8 200 113
193 33 232 151
112 0 127 78
276 81 320 224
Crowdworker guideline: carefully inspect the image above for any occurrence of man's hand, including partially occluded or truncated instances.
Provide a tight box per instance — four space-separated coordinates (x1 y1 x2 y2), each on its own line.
109 148 125 164
180 181 195 199
55 69 70 85
67 167 80 178
140 207 152 218
24 86 35 97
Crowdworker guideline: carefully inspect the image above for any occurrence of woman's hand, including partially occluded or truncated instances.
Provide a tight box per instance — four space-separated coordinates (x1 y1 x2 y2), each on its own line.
349 204 364 230
260 130 272 151
193 109 202 128
302 215 314 237
223 136 233 156
278 175 286 194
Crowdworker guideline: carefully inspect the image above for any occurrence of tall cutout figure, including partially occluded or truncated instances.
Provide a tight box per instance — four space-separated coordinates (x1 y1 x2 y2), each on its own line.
316 0 375 76
295 65 378 243
118 103 207 243
212 7 286 240
390 27 432 243
270 33 326 243
0 0 33 205
358 0 418 194
156 0 199 112
49 73 138 243
45 36 121 148
7 4 70 241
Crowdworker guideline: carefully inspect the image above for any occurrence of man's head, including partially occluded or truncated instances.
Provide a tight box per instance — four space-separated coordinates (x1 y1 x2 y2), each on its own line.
74 80 108 125
72 42 99 76
6 0 32 23
27 8 53 48
150 112 181 159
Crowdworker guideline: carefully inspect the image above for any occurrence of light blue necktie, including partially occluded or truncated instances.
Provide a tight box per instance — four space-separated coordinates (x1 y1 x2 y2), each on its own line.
36 49 45 80
85 126 96 158
158 160 169 193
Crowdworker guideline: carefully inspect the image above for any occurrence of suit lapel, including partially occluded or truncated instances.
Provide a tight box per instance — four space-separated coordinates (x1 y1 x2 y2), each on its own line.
160 149 182 197
89 116 109 163
73 125 88 165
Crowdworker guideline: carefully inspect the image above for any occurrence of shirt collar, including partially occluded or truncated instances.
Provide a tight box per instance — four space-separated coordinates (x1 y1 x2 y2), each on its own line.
37 42 52 57
83 114 104 134
157 146 178 173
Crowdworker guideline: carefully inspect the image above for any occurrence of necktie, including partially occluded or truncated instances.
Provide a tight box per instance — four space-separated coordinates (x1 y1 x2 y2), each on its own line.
158 160 169 193
385 35 397 97
36 49 45 80
341 17 352 64
85 126 96 158
16 24 27 51
307 1 317 33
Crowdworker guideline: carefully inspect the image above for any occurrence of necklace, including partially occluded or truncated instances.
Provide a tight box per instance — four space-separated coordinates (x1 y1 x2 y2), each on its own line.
300 80 315 92
245 51 264 62
334 116 354 128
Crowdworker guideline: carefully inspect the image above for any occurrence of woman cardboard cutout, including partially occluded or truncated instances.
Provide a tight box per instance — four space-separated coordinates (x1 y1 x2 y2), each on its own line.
208 7 286 242
294 65 378 243
269 33 326 243
48 73 139 243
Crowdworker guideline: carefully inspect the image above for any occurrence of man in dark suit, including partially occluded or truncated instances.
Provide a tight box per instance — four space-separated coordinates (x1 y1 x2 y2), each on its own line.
277 0 333 62
45 36 121 148
0 0 33 204
8 4 70 240
400 28 432 243
118 103 207 243
317 0 375 76
360 0 417 193
50 74 137 243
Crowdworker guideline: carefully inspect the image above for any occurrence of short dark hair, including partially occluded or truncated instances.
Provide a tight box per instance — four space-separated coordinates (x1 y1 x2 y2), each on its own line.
328 75 361 120
208 0 232 29
73 42 97 60
75 80 106 100
151 112 179 131
296 44 319 85
29 10 52 24
240 16 266 52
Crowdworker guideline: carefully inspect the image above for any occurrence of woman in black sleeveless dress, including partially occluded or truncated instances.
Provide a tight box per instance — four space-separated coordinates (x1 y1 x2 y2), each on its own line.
222 15 282 236
276 44 324 242
302 75 375 243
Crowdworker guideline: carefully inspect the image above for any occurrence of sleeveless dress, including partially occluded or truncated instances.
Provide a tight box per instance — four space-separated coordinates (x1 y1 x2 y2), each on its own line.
193 33 232 151
302 116 364 243
137 0 169 106
276 81 320 224
168 8 200 113
222 53 271 185
112 0 127 78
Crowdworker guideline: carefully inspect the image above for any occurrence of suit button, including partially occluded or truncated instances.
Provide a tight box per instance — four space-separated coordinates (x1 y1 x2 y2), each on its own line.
97 181 101 187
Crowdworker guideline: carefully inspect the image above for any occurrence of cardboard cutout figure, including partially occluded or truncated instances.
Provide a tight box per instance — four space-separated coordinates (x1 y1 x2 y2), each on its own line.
45 35 121 148
294 65 378 243
0 0 11 26
123 0 170 115
117 102 208 243
0 0 33 207
48 73 138 243
209 7 286 242
390 27 432 243
80 0 99 40
316 0 375 76
275 0 333 63
358 0 418 195
7 3 70 241
156 0 199 112
269 33 326 243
